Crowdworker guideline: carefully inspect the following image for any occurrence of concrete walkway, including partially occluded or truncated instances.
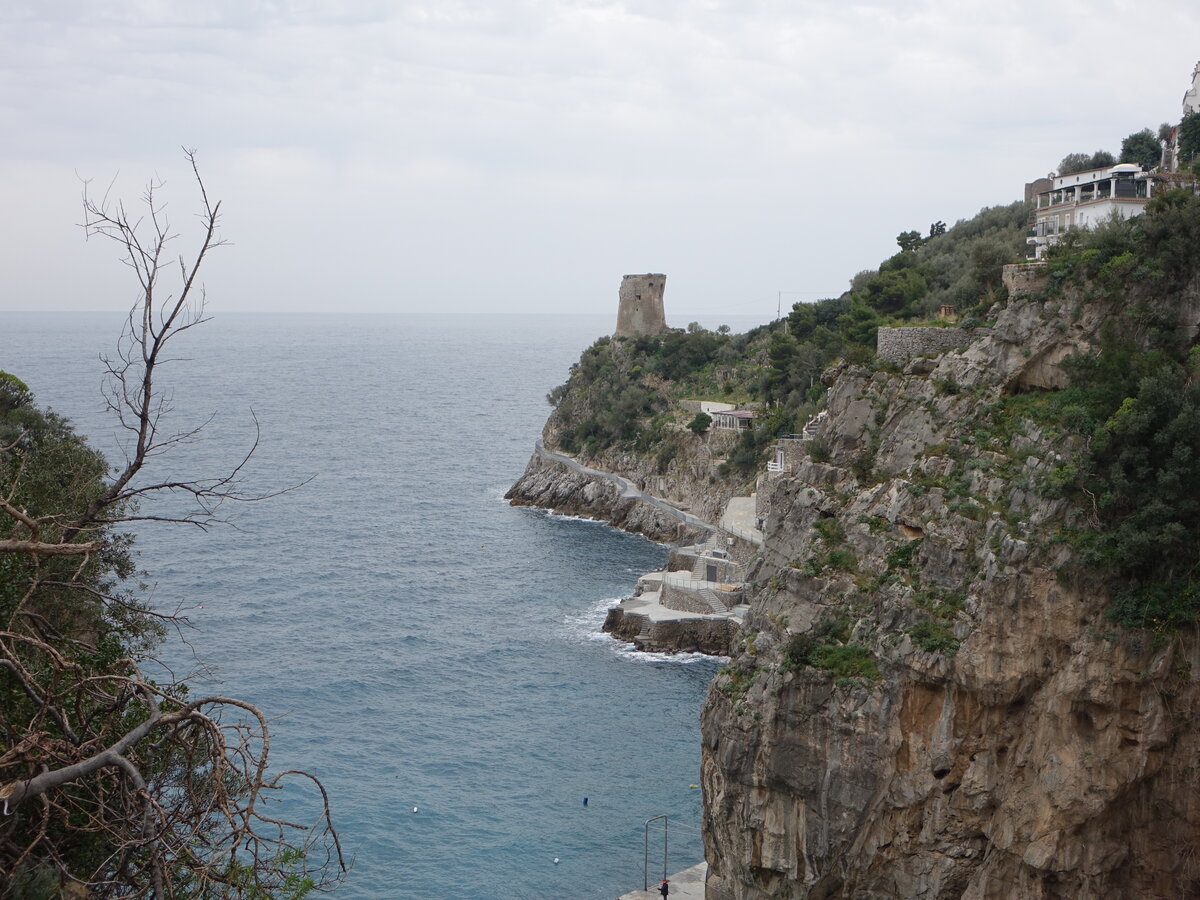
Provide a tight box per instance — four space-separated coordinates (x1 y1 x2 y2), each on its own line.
535 440 717 534
617 862 707 900
719 496 763 545
618 586 747 626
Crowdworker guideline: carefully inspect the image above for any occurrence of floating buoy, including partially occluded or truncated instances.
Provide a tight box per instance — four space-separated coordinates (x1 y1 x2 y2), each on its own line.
689 784 699 789
553 857 560 865
413 806 418 813
583 797 588 806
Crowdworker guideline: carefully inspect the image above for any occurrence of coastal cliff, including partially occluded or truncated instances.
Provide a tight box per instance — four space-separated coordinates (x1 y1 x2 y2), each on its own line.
505 441 723 546
701 276 1200 897
511 192 1200 897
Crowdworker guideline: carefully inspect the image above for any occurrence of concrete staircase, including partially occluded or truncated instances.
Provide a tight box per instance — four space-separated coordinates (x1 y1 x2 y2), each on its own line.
699 587 730 614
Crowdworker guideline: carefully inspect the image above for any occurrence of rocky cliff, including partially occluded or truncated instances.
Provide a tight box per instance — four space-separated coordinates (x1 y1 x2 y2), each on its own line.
700 283 1200 898
509 204 1200 897
506 425 746 545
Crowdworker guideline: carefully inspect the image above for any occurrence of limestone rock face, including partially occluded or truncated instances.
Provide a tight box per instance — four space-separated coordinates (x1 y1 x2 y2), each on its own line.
505 451 706 545
701 290 1200 898
506 426 744 544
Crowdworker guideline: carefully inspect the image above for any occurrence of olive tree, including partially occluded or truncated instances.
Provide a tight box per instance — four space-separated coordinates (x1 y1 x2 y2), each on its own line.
1120 128 1162 169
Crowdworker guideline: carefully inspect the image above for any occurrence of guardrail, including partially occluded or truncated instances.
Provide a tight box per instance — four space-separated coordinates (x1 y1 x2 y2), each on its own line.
644 815 670 891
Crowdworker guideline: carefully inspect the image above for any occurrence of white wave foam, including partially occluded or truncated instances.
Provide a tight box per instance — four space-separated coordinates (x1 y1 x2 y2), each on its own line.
560 598 728 664
616 647 730 665
559 597 623 643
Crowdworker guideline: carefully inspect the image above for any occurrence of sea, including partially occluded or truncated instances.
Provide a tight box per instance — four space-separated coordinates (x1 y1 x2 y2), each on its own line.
0 311 757 899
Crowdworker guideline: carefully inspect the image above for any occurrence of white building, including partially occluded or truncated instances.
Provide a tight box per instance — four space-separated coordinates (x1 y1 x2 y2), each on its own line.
1167 60 1200 172
1184 60 1200 116
1027 164 1153 259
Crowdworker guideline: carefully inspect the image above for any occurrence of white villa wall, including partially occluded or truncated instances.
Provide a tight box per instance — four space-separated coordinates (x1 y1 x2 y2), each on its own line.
1185 61 1200 115
1052 167 1112 191
1075 200 1145 230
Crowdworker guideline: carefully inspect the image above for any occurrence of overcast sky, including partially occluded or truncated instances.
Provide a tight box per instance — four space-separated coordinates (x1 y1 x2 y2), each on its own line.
2 1 1199 321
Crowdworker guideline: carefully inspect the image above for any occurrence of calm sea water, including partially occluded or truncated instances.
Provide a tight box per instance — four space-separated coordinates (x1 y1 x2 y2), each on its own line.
0 311 750 899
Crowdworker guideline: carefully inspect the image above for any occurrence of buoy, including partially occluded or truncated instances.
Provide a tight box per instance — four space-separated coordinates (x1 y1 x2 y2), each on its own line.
553 857 560 864
689 784 699 789
413 806 418 813
583 797 588 806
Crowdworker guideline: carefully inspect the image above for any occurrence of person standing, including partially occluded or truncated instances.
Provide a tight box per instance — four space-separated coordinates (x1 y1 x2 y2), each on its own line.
658 878 669 898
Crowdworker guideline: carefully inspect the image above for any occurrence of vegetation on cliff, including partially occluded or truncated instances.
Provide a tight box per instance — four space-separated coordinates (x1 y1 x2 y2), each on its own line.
1034 190 1200 629
697 188 1200 899
547 201 1031 476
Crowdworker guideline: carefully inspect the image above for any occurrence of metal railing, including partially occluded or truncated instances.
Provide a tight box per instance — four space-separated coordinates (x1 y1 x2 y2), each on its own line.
644 815 669 891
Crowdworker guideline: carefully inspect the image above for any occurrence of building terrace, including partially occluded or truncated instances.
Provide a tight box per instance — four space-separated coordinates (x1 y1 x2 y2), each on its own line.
1027 163 1154 259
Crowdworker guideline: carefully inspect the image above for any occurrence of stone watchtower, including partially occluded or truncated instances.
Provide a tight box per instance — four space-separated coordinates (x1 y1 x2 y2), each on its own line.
614 274 668 338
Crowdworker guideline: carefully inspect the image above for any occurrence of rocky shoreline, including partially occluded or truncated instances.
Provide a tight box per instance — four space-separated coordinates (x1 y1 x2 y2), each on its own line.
506 443 755 656
505 448 708 546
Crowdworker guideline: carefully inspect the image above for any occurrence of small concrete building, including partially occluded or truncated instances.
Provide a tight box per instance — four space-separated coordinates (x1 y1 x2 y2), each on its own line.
712 409 755 431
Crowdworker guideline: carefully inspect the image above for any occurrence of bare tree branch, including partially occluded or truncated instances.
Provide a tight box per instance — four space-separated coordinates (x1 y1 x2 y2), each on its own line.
0 151 342 896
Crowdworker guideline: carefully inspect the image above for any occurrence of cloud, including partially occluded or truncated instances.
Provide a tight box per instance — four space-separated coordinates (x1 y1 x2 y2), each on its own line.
3 0 1200 315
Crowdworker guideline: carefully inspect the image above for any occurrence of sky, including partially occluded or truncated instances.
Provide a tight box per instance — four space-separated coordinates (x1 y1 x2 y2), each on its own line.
2 1 1199 322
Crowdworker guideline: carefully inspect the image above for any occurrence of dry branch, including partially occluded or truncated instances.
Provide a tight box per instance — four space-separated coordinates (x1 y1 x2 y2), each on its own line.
0 151 343 896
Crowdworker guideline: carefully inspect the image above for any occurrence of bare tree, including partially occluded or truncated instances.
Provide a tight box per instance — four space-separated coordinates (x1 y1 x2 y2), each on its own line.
0 151 344 897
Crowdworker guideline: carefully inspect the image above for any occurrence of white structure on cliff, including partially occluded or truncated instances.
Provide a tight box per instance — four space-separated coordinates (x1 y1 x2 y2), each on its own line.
1184 59 1200 115
1027 163 1154 259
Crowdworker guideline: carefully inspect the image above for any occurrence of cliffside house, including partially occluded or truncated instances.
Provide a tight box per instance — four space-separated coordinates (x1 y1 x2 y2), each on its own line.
1027 163 1154 260
712 409 756 431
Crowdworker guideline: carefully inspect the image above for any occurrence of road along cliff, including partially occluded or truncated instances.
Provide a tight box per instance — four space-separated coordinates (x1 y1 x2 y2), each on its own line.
506 439 716 546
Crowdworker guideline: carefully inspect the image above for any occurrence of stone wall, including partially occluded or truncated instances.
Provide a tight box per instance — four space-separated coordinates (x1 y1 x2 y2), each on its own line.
602 605 737 655
661 579 716 614
876 326 976 365
1002 262 1049 297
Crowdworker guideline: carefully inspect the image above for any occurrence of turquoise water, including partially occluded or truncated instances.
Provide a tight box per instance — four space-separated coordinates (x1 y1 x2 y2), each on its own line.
0 312 736 899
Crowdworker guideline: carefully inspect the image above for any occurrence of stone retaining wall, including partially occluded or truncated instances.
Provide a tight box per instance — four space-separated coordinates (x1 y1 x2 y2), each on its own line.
602 606 737 655
1001 262 1049 297
876 327 977 365
662 580 715 614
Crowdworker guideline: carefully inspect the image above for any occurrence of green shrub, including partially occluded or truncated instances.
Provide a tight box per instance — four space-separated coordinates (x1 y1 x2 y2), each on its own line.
886 539 923 572
823 548 858 572
807 436 831 462
781 614 875 680
812 517 846 544
1039 213 1200 628
812 643 879 679
908 620 960 655
782 633 818 672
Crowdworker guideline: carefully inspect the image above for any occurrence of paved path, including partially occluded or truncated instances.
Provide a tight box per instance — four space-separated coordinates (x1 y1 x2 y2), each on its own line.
619 586 747 626
617 862 707 900
535 440 717 534
718 496 763 545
